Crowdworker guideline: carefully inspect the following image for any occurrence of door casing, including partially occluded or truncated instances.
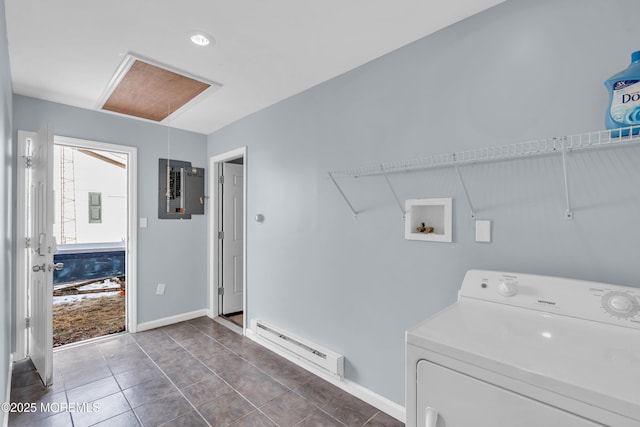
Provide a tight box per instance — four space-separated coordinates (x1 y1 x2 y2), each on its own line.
15 131 31 361
15 133 138 361
209 147 247 332
220 162 244 315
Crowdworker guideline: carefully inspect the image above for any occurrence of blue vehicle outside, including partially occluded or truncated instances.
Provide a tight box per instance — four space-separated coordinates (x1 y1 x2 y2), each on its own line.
53 242 125 284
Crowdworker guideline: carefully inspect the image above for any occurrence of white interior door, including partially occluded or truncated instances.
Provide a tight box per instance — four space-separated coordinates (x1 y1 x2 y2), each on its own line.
27 124 55 386
221 162 244 315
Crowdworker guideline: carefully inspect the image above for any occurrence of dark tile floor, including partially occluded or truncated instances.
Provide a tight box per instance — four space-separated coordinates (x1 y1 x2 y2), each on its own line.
9 317 404 427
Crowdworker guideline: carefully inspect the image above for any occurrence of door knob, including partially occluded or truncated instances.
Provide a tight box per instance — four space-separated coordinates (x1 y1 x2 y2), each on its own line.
425 407 440 427
53 262 64 271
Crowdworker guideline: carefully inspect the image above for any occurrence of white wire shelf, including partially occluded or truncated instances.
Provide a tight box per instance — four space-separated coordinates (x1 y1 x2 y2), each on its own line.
328 126 640 219
329 127 640 178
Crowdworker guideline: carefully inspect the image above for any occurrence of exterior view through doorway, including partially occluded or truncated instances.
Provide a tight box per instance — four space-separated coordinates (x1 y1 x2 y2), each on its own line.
15 130 137 387
52 140 129 346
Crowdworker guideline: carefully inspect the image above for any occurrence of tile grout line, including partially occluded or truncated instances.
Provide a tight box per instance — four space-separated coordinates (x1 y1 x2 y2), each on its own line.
184 322 347 427
181 323 296 426
317 406 349 427
61 330 249 427
68 334 198 427
362 411 380 427
189 322 313 393
8 361 70 426
55 346 124 427
193 322 355 427
140 324 293 426
132 332 214 427
42 320 392 427
162 324 295 427
94 337 142 427
159 325 288 426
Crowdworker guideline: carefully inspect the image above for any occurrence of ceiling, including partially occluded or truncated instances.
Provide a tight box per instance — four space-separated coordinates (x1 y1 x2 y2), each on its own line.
4 0 505 135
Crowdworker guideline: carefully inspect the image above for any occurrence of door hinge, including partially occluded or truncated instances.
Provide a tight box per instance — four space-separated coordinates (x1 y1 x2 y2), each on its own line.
25 237 31 248
218 175 224 184
25 156 33 169
25 317 31 328
218 287 224 296
218 231 224 239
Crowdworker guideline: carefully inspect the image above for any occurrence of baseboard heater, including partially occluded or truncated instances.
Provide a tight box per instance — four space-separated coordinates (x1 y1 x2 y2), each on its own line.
255 321 344 379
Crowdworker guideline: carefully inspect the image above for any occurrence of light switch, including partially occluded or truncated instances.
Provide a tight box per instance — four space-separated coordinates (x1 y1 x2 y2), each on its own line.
156 283 166 295
139 217 148 228
475 220 491 243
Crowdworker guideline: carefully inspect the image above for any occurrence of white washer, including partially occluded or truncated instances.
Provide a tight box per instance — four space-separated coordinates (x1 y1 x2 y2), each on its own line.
406 270 640 427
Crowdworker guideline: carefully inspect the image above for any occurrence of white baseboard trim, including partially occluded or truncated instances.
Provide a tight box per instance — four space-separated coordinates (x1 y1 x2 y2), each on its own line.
245 328 406 423
213 316 243 335
136 309 209 332
3 353 14 427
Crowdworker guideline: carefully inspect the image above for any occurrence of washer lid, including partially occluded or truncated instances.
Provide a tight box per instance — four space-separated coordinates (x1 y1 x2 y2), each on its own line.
407 298 640 421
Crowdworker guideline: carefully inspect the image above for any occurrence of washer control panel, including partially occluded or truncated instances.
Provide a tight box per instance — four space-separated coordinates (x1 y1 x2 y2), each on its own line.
461 270 640 329
600 291 640 317
497 278 519 297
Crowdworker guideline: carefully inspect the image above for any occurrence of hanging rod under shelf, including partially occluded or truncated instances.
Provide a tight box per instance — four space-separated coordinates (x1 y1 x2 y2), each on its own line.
329 126 640 178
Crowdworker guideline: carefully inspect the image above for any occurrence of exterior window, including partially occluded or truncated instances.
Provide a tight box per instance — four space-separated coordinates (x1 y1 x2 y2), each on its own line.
88 192 102 223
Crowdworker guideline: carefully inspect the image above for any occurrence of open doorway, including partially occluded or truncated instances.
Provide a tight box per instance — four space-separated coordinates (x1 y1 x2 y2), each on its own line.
51 140 129 346
210 147 247 333
15 131 137 381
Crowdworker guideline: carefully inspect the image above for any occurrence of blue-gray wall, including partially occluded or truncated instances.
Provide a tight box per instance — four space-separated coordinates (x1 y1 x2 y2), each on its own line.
13 96 209 325
207 0 640 405
0 0 12 421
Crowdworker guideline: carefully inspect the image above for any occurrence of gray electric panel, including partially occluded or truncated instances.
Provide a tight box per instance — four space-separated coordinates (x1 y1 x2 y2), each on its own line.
158 158 205 219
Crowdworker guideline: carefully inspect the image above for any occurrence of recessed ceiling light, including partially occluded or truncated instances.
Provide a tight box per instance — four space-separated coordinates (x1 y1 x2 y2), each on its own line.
190 33 211 46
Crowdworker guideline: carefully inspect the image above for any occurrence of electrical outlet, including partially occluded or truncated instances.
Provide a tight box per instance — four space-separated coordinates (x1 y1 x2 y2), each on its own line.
156 283 166 295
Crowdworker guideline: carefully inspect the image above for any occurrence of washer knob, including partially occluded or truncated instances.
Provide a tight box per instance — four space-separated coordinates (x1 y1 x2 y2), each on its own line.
602 291 640 318
498 280 518 297
609 295 634 314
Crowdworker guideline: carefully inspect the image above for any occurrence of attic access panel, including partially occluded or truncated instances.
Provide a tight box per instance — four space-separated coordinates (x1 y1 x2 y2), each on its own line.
101 55 219 122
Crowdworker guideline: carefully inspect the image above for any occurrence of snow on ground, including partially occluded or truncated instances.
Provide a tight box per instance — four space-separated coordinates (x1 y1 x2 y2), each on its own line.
53 278 123 305
79 278 121 291
54 291 120 305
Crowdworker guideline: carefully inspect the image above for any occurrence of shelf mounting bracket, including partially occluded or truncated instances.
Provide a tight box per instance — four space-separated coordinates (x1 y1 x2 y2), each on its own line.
383 174 406 218
453 161 476 219
328 172 358 219
561 139 573 220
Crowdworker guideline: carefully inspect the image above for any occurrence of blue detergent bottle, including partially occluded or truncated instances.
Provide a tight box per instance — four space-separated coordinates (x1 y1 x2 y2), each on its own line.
605 50 640 137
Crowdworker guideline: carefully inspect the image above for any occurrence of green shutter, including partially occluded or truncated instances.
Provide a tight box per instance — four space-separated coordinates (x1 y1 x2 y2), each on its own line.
88 192 102 223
